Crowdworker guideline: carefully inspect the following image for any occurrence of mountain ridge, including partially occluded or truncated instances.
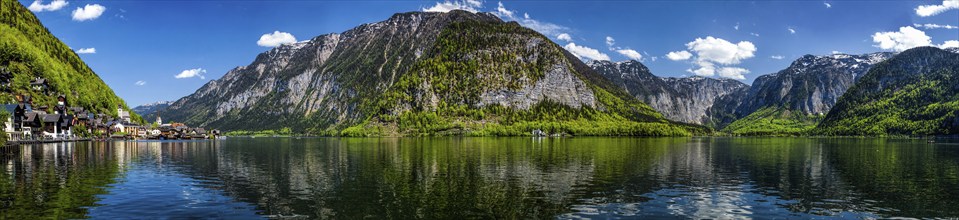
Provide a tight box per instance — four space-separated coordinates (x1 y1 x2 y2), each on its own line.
815 46 959 135
154 10 697 136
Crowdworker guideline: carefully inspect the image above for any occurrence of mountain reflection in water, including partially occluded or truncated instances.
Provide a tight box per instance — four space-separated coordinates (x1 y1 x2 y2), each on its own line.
1 137 957 219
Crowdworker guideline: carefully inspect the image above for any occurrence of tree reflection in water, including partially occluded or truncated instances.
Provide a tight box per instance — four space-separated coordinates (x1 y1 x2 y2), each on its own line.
1 137 957 219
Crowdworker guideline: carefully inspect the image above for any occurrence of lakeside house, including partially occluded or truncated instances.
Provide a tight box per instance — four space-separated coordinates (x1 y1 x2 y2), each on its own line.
1 86 214 141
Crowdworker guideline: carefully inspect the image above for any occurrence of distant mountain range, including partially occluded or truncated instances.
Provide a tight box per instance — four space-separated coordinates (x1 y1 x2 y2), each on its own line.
144 9 959 136
589 60 747 126
132 101 172 116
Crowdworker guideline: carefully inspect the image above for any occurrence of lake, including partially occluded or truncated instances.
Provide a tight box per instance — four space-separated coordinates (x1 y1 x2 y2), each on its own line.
1 137 958 219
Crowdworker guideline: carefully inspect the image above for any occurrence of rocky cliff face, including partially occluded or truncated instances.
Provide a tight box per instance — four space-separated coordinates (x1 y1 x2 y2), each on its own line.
589 60 747 125
155 10 673 134
732 52 893 118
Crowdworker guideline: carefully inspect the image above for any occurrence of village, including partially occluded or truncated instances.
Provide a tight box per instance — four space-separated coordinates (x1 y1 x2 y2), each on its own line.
1 78 218 143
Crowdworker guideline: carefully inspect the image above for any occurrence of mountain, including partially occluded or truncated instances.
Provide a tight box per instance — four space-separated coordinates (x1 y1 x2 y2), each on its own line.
815 47 959 136
132 101 172 116
721 52 893 135
155 10 698 136
0 0 139 120
588 60 747 125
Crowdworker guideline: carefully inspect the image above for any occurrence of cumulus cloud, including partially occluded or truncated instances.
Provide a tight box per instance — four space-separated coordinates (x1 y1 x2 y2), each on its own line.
135 80 146 86
941 40 959 49
673 36 756 80
718 67 749 80
687 61 716 77
492 2 569 36
563 43 609 61
175 68 206 79
824 2 832 8
615 49 643 61
915 0 959 17
422 0 483 13
28 0 68 12
914 23 959 29
71 4 105 21
788 28 796 34
666 50 693 61
685 36 756 65
557 33 572 42
257 31 297 47
872 26 932 52
770 55 784 59
75 47 95 54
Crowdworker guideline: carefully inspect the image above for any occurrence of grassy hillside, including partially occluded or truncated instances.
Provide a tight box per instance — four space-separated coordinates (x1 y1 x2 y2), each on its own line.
815 47 959 136
0 0 140 121
722 107 823 136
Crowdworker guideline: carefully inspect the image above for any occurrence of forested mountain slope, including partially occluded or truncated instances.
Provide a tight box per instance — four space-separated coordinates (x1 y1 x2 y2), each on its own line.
816 46 959 136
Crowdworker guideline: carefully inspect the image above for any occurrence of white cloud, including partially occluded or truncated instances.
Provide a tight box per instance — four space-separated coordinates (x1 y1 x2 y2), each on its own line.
563 43 609 61
666 50 693 61
615 49 643 61
71 4 105 21
257 31 297 47
135 80 146 86
872 26 931 52
913 23 959 29
750 32 760 37
494 1 513 18
604 36 645 61
557 33 572 42
915 0 959 17
734 22 740 30
28 0 68 12
422 0 483 13
718 67 748 80
940 40 959 49
75 47 95 54
687 61 716 77
516 17 568 36
788 28 796 34
685 36 756 65
675 36 755 80
832 50 842 54
491 2 569 36
770 55 784 59
175 68 206 79
824 2 832 8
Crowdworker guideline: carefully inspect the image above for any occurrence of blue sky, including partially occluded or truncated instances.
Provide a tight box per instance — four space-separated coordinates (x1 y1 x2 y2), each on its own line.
19 0 959 106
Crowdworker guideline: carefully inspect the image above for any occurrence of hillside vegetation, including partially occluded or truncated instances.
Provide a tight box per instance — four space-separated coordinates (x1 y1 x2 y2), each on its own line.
0 0 140 120
815 47 959 136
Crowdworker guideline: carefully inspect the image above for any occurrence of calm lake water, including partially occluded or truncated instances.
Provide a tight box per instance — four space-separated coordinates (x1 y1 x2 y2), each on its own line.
1 137 958 219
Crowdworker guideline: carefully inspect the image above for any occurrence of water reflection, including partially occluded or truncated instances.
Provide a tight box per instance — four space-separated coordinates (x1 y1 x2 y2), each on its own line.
0 137 957 219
